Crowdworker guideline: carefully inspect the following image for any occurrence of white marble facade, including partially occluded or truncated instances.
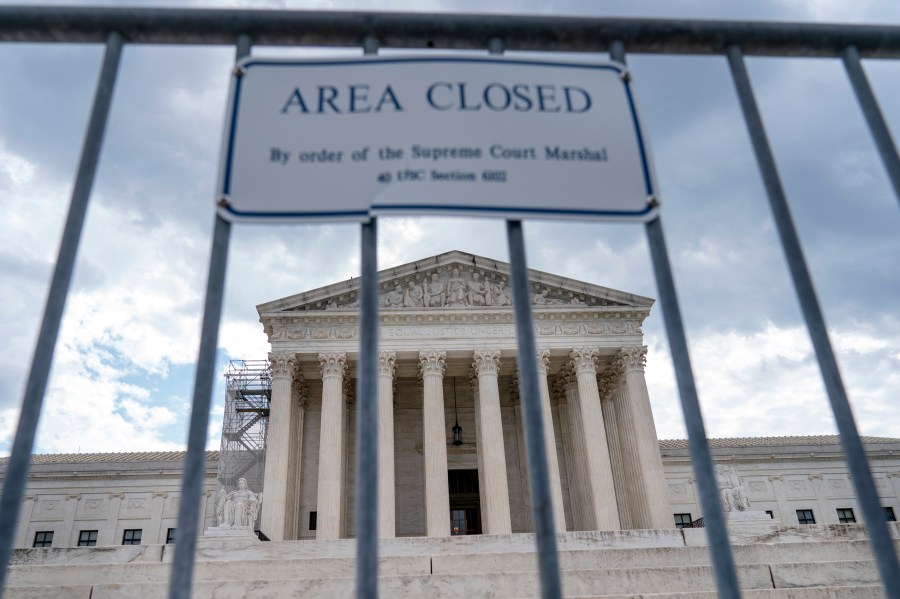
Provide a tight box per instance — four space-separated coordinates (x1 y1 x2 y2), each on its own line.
6 251 899 549
256 250 672 541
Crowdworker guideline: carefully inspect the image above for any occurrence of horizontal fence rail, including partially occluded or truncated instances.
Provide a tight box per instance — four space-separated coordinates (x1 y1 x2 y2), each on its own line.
1 7 898 599
0 7 900 57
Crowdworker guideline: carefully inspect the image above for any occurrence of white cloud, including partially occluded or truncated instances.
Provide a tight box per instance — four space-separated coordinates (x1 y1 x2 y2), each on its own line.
2 0 899 457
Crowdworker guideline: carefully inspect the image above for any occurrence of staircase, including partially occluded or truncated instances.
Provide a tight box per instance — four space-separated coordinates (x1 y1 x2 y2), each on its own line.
6 524 897 598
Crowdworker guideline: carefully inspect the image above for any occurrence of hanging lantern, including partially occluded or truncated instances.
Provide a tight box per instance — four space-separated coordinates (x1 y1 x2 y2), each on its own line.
452 377 463 446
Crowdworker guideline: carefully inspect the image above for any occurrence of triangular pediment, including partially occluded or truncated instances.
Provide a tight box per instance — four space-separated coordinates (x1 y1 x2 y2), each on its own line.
257 251 653 316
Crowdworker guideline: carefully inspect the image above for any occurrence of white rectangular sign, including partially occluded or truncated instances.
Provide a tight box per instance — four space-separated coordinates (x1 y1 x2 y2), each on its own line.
216 56 659 223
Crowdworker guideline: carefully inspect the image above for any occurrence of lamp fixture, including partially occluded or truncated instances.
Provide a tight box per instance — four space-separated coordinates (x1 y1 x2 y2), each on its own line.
452 377 463 446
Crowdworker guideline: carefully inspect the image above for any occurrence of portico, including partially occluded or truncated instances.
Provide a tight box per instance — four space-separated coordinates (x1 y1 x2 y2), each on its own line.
256 251 672 540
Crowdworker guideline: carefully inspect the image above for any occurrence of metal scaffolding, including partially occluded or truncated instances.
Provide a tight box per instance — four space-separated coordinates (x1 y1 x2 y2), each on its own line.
216 359 270 500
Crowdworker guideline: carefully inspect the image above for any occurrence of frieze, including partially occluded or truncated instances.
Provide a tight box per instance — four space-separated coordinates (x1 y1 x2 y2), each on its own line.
270 321 643 342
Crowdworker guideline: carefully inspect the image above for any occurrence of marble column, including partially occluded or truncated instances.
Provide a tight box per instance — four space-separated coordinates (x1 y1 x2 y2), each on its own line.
289 374 308 539
562 365 592 530
615 346 673 529
61 494 80 547
420 350 451 537
472 349 512 534
769 475 791 523
889 473 900 506
536 350 568 533
509 377 532 532
149 492 167 543
553 376 578 531
100 493 124 546
808 474 833 523
378 351 397 538
569 348 619 531
260 351 297 542
15 495 37 548
598 367 631 529
316 351 347 540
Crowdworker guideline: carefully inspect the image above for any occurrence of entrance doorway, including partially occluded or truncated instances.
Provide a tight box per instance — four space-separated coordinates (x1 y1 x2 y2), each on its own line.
448 469 481 535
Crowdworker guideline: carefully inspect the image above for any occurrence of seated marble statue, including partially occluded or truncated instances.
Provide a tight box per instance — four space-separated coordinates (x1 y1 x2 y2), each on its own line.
716 464 750 512
217 478 259 528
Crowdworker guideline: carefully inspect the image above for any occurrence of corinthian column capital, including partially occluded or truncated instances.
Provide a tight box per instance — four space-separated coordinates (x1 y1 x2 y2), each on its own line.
569 347 598 375
269 352 297 379
508 375 520 406
551 375 567 403
558 364 578 390
318 351 347 379
473 348 501 376
292 372 309 407
597 367 617 401
378 351 397 378
537 349 551 376
418 350 446 378
616 345 648 372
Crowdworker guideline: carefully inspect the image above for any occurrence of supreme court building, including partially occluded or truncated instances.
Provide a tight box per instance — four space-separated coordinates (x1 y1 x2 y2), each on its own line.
5 251 900 551
255 250 672 542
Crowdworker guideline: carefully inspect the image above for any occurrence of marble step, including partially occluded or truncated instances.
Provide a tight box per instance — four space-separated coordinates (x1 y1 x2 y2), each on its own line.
569 587 885 599
432 540 883 573
6 554 430 587
5 583 885 599
7 560 884 599
7 540 881 588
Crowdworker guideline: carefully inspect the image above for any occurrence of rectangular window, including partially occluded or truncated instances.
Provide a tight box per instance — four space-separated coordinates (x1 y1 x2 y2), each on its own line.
309 511 317 531
837 508 856 523
166 528 176 544
32 531 53 548
885 507 896 522
77 530 98 547
797 509 816 525
765 510 774 519
674 513 693 529
122 529 142 545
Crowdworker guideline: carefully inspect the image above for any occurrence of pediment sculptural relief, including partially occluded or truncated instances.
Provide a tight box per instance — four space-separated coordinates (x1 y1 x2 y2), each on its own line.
292 264 623 312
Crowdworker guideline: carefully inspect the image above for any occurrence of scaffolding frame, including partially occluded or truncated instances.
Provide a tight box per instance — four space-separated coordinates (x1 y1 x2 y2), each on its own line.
216 359 271 507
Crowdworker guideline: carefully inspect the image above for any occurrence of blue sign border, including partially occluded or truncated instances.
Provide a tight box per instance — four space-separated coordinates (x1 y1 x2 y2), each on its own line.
218 56 656 222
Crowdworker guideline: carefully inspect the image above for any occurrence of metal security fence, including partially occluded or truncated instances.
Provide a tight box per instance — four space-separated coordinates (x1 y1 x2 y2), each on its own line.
1 8 899 599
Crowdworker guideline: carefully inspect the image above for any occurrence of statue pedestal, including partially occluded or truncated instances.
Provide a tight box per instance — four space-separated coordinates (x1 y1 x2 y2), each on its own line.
728 510 778 525
204 525 258 538
726 509 780 540
200 525 260 547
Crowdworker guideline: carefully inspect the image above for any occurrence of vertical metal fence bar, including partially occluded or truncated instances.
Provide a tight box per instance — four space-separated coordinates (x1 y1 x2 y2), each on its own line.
355 34 380 599
726 44 900 593
841 45 900 207
0 31 123 597
506 221 563 599
490 34 561 599
167 33 251 599
609 40 742 599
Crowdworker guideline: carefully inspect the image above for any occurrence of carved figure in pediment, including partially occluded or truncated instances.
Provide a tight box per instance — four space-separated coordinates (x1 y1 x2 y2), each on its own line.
533 288 549 305
467 272 489 306
384 284 404 308
490 281 511 306
447 268 467 306
424 273 446 307
404 280 425 307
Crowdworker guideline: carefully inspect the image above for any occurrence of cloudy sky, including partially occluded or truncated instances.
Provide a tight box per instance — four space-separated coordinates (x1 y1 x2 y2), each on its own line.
1 0 898 456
